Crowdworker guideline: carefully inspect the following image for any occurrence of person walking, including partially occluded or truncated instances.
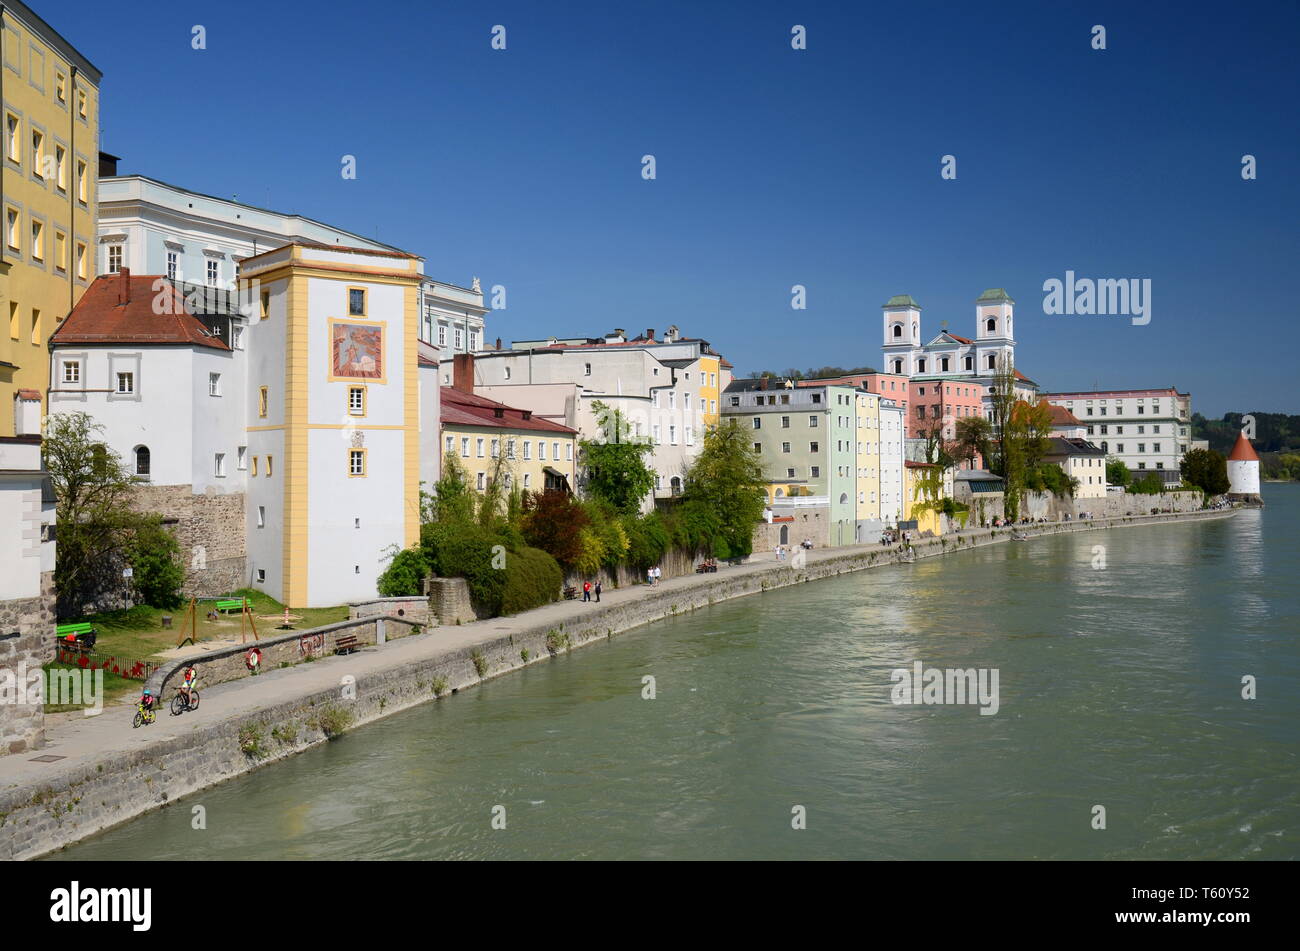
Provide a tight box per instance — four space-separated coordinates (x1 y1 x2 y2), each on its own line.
647 567 653 586
595 580 602 603
582 580 592 602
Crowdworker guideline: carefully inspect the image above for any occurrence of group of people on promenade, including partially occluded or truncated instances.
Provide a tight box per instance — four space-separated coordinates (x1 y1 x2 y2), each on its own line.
774 540 812 561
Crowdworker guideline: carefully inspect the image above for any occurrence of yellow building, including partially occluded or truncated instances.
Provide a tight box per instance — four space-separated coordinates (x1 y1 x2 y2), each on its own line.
0 2 100 436
441 374 578 497
854 389 882 527
904 461 954 537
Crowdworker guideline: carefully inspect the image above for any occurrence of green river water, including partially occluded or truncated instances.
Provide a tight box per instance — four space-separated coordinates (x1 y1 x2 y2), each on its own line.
51 485 1299 860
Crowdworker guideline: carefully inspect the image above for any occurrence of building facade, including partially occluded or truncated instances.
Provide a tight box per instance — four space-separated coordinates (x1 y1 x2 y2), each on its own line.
0 432 55 755
1042 387 1192 483
1043 436 1108 499
97 172 486 354
239 243 425 607
0 1 101 436
447 326 728 501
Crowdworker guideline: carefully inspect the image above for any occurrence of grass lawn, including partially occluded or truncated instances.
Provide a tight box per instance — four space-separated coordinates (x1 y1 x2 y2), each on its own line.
57 588 349 681
42 661 141 711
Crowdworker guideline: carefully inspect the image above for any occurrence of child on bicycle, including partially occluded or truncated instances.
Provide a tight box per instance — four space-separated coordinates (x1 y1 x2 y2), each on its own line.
137 688 156 721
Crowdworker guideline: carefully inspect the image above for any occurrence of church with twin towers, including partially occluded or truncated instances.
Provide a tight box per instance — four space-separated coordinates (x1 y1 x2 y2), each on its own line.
880 288 1019 381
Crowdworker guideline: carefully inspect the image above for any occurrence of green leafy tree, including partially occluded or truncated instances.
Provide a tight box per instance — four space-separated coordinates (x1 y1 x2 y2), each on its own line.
680 420 767 558
377 547 430 597
1180 447 1230 495
126 516 185 609
44 412 146 614
580 400 656 513
953 417 993 469
1106 458 1131 487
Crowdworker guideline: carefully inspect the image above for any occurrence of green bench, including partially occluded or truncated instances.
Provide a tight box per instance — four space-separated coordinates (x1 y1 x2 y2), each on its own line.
54 621 96 653
56 622 94 637
214 599 248 614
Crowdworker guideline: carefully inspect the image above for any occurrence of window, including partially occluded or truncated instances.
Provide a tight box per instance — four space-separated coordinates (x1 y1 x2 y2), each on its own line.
584 363 592 376
260 291 270 321
507 439 516 460
348 287 366 316
266 456 273 476
251 456 259 476
5 114 18 163
107 244 123 274
55 144 66 188
31 129 43 177
454 328 462 350
56 72 67 103
964 355 973 371
523 473 531 490
781 415 790 428
786 468 796 478
522 440 531 460
809 415 819 427
257 569 266 583
62 360 80 383
134 446 150 477
258 386 269 417
445 435 454 455
348 386 365 416
116 371 134 394
940 357 949 372
753 442 762 452
205 259 218 286
462 437 470 458
237 446 248 470
917 358 926 373
669 425 677 444
77 159 87 201
215 453 226 477
752 417 761 429
166 251 177 280
30 220 42 259
257 506 266 529
491 439 500 458
552 442 559 460
469 331 478 350
810 441 819 452
349 449 366 476
6 208 18 249
538 441 546 461
1153 442 1161 453
476 472 486 490
504 366 511 380
811 394 821 404
209 372 221 396
810 466 820 477
729 396 740 407
782 442 791 453
986 317 996 333
233 325 245 350
75 241 87 279
437 325 446 346
477 438 485 458
77 89 87 119
566 443 573 461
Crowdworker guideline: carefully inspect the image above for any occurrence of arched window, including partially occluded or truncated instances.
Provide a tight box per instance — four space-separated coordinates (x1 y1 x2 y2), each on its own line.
774 488 785 498
892 323 902 338
940 357 949 372
839 492 849 504
670 476 682 496
986 317 996 333
1101 441 1109 453
892 359 903 374
134 445 151 477
964 355 973 371
779 525 789 545
917 358 926 373
986 354 996 369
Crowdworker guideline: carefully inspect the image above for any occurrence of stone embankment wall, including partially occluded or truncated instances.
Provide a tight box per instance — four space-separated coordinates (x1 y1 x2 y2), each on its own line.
348 596 431 624
129 484 247 598
0 571 55 756
0 508 1235 859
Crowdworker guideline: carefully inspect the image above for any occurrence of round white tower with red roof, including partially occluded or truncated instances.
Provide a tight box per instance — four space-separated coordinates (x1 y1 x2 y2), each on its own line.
1227 430 1261 501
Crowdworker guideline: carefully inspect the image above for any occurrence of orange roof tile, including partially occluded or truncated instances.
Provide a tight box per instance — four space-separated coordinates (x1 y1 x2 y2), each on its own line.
51 273 230 351
1227 431 1259 462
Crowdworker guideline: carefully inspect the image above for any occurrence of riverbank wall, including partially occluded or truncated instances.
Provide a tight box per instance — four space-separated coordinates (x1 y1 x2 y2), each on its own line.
0 507 1236 860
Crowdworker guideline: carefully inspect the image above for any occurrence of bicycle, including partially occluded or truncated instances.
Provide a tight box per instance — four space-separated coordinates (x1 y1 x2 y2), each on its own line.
170 686 200 716
132 704 157 729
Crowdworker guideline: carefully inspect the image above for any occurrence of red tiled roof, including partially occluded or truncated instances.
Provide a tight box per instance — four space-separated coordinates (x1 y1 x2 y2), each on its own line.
16 389 41 400
51 273 230 351
905 460 938 468
1227 431 1259 462
440 386 577 435
947 333 974 344
1043 403 1083 427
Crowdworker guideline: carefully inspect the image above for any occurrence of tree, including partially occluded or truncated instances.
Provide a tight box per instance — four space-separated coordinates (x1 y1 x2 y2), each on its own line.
427 452 476 525
680 420 767 558
127 516 185 609
580 400 656 513
520 490 590 571
1181 447 1230 495
44 412 143 614
377 547 430 597
953 417 992 469
1106 459 1131 487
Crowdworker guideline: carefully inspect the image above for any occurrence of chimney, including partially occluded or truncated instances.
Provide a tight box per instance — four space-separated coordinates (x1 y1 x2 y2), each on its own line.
646 328 655 341
117 267 131 305
452 353 474 394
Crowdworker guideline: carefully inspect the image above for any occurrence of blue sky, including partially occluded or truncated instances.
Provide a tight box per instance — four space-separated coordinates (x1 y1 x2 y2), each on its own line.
63 0 1298 415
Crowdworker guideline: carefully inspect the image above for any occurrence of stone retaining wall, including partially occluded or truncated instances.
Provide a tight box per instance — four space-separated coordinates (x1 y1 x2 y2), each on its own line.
0 571 55 756
0 507 1235 859
129 484 247 598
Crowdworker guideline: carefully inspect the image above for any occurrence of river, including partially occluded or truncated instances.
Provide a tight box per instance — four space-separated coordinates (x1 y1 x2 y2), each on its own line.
51 485 1299 860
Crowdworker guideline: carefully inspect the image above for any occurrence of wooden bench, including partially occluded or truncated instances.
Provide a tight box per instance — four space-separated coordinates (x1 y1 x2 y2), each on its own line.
335 634 360 655
54 622 96 653
215 598 248 614
695 562 717 573
562 586 578 600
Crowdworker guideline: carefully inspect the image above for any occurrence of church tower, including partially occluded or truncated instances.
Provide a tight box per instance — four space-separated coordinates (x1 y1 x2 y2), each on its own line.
882 295 921 376
974 288 1015 376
